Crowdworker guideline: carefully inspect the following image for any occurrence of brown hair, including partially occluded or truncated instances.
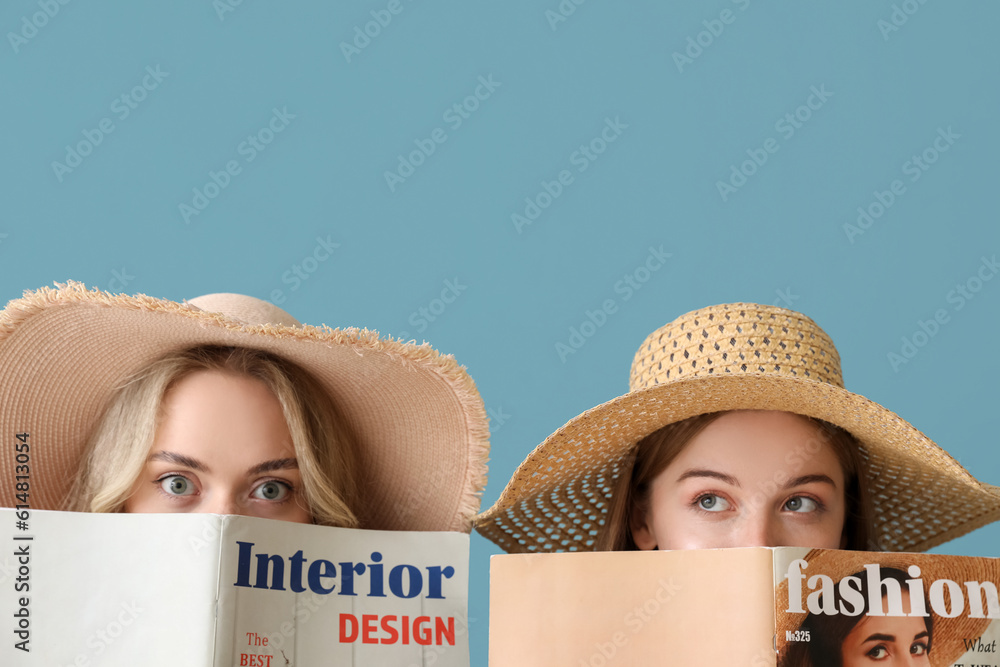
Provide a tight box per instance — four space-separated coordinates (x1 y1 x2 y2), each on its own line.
65 345 360 528
596 410 875 551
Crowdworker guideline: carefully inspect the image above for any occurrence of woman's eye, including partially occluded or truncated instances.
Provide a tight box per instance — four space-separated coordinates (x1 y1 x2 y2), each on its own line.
159 475 195 497
866 645 889 659
783 496 818 513
911 642 928 656
696 494 730 512
253 480 291 501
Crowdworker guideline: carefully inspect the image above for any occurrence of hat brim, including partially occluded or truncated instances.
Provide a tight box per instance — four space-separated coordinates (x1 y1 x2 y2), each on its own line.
0 283 489 532
475 373 1000 552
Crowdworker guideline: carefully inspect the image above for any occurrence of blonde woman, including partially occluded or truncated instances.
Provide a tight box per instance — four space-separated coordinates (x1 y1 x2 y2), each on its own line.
66 344 359 526
0 283 489 533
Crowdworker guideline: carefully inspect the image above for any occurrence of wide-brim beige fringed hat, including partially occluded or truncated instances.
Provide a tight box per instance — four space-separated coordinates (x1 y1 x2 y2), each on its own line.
0 282 489 533
476 302 1000 552
775 549 999 667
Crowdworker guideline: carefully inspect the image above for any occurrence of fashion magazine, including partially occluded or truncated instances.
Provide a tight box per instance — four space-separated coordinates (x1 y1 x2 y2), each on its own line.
491 548 999 666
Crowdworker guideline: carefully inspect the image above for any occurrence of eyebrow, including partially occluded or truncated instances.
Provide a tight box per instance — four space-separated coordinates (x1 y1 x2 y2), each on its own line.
246 458 299 476
862 631 929 643
149 451 208 472
674 471 839 489
148 452 298 476
786 474 838 489
676 469 740 486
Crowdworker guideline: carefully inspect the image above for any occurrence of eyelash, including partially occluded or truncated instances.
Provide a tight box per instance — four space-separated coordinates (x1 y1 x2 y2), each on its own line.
152 473 197 502
784 494 826 513
151 474 296 503
252 479 295 503
688 492 826 514
691 492 731 514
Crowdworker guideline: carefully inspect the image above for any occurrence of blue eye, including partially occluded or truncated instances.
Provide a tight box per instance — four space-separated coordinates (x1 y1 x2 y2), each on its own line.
253 480 290 501
159 475 195 496
784 496 819 512
696 494 730 512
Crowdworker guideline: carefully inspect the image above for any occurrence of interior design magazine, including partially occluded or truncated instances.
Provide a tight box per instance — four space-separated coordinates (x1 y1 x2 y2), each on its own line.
1 508 470 666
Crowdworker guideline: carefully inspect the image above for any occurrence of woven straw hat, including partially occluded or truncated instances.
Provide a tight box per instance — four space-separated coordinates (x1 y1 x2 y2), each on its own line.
0 282 489 532
476 303 1000 552
775 549 999 667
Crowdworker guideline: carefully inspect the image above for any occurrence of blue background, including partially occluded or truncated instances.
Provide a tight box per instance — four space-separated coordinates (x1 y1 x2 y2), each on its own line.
2 1 998 662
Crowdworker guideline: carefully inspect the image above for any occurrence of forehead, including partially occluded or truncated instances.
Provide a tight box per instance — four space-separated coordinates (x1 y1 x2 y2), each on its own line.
153 370 295 462
846 592 925 640
669 411 844 480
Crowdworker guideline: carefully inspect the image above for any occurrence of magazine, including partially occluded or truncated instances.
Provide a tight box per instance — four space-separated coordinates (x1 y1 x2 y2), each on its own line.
490 548 999 666
1 508 470 666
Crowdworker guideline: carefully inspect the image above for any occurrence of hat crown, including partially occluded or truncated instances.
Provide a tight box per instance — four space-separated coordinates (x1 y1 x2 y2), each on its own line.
629 303 844 390
186 293 302 328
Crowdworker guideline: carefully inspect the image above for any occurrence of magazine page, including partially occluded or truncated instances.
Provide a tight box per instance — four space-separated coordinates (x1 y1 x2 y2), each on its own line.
490 548 776 666
215 515 470 667
1 508 223 667
773 548 1000 667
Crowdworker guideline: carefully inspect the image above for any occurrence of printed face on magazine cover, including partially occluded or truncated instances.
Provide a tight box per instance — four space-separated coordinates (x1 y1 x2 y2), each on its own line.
633 411 847 550
124 370 311 523
840 591 931 666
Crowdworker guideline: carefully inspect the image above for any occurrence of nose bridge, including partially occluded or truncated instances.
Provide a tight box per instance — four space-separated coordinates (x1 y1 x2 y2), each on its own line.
203 488 240 516
740 505 779 547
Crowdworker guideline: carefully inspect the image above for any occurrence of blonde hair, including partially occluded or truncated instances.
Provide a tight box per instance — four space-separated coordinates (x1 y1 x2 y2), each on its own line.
597 411 874 551
65 345 360 528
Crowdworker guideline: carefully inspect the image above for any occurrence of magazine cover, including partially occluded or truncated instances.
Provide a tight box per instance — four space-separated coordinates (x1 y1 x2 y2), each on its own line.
775 549 1000 667
2 508 470 667
489 548 776 666
490 548 999 667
